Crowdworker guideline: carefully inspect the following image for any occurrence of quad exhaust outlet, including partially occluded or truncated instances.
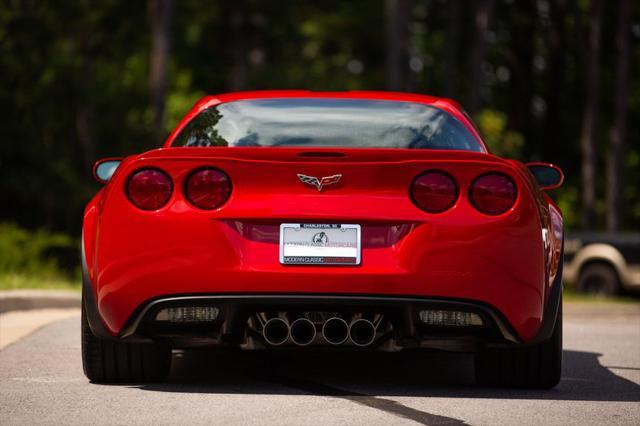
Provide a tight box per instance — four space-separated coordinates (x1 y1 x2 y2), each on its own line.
262 317 290 346
260 314 380 347
289 318 317 346
322 317 350 345
349 319 376 347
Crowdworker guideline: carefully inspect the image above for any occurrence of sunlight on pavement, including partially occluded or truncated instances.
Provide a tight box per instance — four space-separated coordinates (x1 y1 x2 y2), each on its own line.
0 308 80 349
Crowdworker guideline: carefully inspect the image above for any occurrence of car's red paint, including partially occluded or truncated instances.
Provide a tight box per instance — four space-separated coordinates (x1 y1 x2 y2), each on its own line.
83 91 562 344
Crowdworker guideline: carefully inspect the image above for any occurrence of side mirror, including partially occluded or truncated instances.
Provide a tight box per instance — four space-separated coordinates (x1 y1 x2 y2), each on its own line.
526 162 564 190
93 158 122 183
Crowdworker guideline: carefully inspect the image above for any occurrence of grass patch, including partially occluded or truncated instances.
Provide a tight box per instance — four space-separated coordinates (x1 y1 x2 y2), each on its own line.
0 273 80 291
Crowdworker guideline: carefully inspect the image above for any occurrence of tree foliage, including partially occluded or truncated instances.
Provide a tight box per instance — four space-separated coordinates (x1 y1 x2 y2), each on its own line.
0 0 638 234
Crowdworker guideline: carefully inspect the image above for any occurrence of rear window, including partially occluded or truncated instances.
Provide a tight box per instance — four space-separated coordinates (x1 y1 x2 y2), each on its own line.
171 98 483 152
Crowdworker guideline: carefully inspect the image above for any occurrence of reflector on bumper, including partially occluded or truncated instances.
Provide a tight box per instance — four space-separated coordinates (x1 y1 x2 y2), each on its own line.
155 307 219 322
419 310 483 327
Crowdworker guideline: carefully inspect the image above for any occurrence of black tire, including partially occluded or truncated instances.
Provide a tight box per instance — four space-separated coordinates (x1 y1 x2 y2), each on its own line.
475 300 562 389
577 262 620 295
81 294 171 383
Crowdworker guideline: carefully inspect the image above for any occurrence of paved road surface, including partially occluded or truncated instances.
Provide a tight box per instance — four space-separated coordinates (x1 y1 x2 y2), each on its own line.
0 308 79 349
1 304 639 425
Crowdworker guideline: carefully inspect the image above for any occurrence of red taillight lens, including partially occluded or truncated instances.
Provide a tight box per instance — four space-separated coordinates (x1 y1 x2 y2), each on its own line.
411 171 458 213
185 168 231 210
469 173 517 215
126 168 173 210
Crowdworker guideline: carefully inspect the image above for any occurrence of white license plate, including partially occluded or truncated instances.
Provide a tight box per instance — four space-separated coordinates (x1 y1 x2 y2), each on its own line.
279 224 361 265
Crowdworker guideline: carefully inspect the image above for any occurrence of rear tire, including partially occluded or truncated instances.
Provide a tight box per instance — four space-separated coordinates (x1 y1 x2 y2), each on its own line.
577 263 620 295
475 300 562 389
81 293 171 383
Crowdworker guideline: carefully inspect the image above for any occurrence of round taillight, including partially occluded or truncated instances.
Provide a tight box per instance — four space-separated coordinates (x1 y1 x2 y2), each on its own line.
469 173 517 215
126 168 173 210
411 171 458 213
185 168 231 210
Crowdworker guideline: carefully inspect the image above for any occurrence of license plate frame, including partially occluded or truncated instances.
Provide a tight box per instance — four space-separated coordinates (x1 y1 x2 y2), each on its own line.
279 223 361 265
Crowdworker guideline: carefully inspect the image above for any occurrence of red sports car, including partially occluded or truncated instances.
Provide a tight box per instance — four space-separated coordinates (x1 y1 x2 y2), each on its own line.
82 91 564 388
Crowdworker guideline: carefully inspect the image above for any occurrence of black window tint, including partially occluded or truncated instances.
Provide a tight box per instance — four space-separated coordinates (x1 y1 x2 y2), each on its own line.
172 99 483 152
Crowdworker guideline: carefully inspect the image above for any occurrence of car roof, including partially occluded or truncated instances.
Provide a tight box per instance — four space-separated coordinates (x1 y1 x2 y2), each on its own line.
196 90 464 113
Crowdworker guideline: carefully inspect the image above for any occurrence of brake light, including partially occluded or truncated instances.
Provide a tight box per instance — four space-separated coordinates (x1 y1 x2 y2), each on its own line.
469 173 517 215
126 168 173 210
411 171 458 213
185 168 231 210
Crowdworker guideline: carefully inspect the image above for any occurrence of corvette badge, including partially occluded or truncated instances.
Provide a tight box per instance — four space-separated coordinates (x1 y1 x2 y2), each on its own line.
297 174 342 192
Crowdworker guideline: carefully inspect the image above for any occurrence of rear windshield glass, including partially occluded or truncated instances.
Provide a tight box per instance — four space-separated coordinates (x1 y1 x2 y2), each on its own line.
171 98 483 152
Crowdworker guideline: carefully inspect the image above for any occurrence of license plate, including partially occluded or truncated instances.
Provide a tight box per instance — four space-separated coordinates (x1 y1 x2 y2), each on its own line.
279 224 361 265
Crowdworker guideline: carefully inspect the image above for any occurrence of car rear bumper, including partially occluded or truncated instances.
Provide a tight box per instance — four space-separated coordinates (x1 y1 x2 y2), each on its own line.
83 259 563 352
86 222 548 341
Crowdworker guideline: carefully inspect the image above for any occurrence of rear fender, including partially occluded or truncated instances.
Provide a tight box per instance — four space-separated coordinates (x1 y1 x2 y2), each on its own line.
510 160 564 303
82 194 100 283
81 239 115 339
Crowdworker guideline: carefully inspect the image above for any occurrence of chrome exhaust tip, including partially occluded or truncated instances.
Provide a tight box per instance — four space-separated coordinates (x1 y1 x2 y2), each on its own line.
322 317 349 345
349 318 376 347
263 318 290 346
289 318 316 346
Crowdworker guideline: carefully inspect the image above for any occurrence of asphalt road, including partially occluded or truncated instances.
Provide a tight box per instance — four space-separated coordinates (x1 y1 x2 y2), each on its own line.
1 304 639 425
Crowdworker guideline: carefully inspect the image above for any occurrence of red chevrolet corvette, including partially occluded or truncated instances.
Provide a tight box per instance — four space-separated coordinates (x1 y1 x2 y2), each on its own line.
82 91 564 388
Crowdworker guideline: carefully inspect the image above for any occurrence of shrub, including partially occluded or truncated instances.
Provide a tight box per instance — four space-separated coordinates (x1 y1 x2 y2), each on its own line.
0 223 79 280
